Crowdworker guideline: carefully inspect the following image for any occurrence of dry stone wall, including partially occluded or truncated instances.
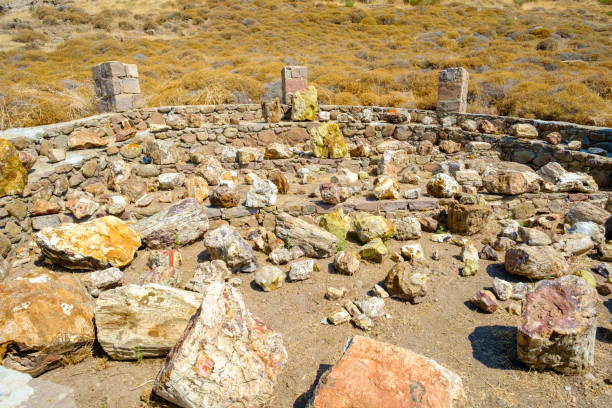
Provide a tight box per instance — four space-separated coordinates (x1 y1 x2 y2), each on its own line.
0 102 610 254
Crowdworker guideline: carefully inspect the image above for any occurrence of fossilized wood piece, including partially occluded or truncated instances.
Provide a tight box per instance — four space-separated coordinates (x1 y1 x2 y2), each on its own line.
518 275 597 374
134 198 209 248
153 282 287 408
505 245 569 280
0 269 95 376
275 212 338 258
308 336 466 407
35 216 140 270
447 201 491 235
95 284 202 360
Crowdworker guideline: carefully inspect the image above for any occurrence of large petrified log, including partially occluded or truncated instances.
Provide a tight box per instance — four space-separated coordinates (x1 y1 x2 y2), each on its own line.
275 212 338 258
517 275 598 374
153 282 287 408
505 245 569 280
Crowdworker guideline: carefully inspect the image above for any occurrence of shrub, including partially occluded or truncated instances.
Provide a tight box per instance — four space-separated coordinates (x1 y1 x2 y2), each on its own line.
11 29 47 43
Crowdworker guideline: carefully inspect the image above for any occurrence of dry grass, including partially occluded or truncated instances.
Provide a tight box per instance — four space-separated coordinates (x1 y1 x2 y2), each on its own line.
0 0 610 129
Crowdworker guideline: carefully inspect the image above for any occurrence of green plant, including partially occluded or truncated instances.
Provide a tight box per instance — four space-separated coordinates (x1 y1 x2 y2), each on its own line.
345 0 354 7
133 346 144 363
285 238 292 250
436 225 446 234
584 166 591 174
337 238 347 252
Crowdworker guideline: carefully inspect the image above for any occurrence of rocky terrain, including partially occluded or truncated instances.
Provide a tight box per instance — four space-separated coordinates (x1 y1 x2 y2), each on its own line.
0 81 611 408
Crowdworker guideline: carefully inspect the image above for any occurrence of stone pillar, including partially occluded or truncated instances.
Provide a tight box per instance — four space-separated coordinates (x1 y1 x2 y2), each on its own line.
92 61 143 113
436 67 468 113
281 66 307 104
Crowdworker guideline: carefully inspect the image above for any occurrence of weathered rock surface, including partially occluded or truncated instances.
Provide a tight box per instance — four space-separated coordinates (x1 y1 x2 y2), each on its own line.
185 260 231 292
334 251 360 275
565 201 610 226
319 208 351 240
135 198 209 248
210 186 240 208
276 212 338 258
320 183 348 204
471 290 498 313
518 275 597 374
372 175 400 200
353 212 395 243
505 245 569 280
291 85 318 121
537 162 598 193
447 202 490 235
153 283 287 408
245 179 277 208
95 284 202 360
255 265 285 291
307 336 466 408
393 216 422 240
426 173 460 198
288 259 315 282
204 225 257 272
80 267 123 297
309 123 347 159
384 262 428 303
0 269 95 376
359 238 388 263
35 216 140 270
0 140 28 198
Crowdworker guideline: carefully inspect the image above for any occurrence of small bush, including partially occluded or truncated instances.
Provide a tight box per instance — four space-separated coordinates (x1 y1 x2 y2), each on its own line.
12 29 47 43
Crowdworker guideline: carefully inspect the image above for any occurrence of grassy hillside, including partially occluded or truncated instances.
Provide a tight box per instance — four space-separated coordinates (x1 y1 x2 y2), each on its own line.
0 0 611 129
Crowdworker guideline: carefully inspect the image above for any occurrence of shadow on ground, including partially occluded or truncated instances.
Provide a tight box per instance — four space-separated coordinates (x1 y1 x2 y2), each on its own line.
293 363 331 408
468 325 523 370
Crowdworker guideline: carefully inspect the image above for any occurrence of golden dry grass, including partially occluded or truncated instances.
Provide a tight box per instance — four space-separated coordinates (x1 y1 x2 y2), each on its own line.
0 0 610 128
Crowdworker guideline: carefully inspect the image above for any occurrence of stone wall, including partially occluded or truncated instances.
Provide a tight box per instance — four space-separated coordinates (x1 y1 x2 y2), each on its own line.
0 102 610 255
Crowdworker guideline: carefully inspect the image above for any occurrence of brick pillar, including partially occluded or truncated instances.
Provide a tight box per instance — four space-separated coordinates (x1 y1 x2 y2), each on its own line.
92 61 143 113
281 66 307 104
436 67 468 113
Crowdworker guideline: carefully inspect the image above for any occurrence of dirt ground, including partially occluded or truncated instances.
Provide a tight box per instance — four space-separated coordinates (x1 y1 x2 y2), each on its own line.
34 226 612 408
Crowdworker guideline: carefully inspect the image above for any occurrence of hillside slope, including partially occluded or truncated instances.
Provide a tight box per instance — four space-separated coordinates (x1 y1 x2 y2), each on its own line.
0 0 611 128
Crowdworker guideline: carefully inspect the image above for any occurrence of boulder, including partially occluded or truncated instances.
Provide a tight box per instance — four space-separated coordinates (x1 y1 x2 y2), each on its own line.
565 201 610 226
0 269 95 376
265 142 292 159
518 226 552 246
471 290 498 313
319 183 348 204
307 336 465 408
0 140 27 198
95 284 203 360
196 156 224 185
447 202 490 235
135 198 209 248
359 238 387 263
510 123 538 139
384 262 428 303
35 216 140 270
288 259 315 282
505 245 569 280
537 162 597 193
276 212 338 258
210 186 240 208
262 98 283 123
245 179 277 208
378 150 410 177
204 225 257 273
185 260 232 292
426 173 461 198
353 213 395 244
309 123 347 159
255 265 285 291
153 283 287 408
483 172 529 195
493 277 513 301
269 171 289 194
333 251 360 275
185 175 210 203
237 147 264 163
80 267 123 297
67 130 107 149
143 137 178 165
319 208 351 240
372 175 400 200
518 275 597 374
291 85 318 121
393 216 422 240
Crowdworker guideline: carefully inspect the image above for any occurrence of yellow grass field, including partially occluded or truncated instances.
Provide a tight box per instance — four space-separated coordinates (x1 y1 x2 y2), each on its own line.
0 0 610 129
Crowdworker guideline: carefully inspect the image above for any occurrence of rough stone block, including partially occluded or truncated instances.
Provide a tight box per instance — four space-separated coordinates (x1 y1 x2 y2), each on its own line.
101 61 126 78
282 65 307 103
437 67 469 113
121 78 140 94
124 63 139 78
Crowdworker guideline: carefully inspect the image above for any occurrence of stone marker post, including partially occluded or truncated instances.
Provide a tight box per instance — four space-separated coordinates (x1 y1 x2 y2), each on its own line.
92 61 143 113
436 67 468 113
281 66 307 104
